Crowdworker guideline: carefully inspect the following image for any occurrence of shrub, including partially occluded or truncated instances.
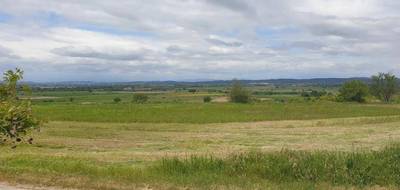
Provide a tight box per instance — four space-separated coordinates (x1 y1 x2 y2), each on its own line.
338 80 369 103
319 93 336 102
188 89 197 93
301 90 327 99
132 94 148 103
0 68 41 146
203 96 212 103
113 97 121 103
229 80 251 103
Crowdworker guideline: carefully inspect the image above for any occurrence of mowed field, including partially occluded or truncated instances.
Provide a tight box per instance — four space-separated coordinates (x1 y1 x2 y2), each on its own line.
31 91 400 123
2 91 400 189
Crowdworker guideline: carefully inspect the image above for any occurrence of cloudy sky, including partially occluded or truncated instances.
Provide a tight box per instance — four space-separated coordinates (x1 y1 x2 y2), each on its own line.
0 0 399 82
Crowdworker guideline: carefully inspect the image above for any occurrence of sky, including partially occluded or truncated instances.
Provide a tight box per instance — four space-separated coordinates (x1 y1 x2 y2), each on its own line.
0 0 399 82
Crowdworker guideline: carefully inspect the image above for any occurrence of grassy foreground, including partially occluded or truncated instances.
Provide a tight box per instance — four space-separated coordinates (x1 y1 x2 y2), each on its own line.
1 117 400 189
1 144 400 189
33 101 400 123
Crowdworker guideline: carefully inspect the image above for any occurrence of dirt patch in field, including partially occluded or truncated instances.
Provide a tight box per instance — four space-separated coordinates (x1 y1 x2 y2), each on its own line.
213 96 229 102
0 182 69 190
21 96 59 100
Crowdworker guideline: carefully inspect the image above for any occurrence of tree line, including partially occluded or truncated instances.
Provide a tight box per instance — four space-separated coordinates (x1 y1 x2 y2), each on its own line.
228 73 398 104
338 72 397 103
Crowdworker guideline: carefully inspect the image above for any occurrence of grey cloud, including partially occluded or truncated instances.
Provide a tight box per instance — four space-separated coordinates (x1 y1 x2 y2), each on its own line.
205 0 255 16
0 45 19 59
166 45 183 54
51 46 146 61
307 22 364 39
291 41 324 50
272 41 325 51
206 35 243 47
1 0 400 81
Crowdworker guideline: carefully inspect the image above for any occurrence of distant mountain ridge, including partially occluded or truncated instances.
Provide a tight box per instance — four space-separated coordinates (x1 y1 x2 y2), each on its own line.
23 77 372 87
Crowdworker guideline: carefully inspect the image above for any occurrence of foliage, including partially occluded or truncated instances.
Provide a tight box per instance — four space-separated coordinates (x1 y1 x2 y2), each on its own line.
0 68 40 146
337 80 369 103
301 90 327 99
155 143 400 188
229 80 251 103
371 72 397 103
113 97 121 103
3 141 400 189
203 96 212 103
188 89 197 93
132 93 149 103
319 93 336 102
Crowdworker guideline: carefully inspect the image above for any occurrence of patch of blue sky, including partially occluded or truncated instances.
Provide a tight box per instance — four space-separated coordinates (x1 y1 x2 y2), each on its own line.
76 24 155 38
0 12 12 23
255 26 301 38
31 11 70 27
256 26 305 50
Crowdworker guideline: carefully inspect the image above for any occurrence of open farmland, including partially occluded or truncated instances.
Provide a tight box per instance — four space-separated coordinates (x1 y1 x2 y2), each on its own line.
2 89 400 189
31 91 400 123
1 116 400 189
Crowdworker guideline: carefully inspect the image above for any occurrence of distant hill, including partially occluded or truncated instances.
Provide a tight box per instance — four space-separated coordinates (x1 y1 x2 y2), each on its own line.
24 77 373 88
191 77 372 86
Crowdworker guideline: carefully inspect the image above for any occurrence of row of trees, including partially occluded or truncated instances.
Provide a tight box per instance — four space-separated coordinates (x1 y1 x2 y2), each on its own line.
338 73 397 103
229 72 398 104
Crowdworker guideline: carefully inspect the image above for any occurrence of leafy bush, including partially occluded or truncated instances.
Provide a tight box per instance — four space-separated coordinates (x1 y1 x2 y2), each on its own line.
113 97 121 103
0 68 41 146
337 80 369 103
188 89 197 93
301 90 327 99
229 80 251 103
203 96 212 103
319 93 336 102
132 93 149 103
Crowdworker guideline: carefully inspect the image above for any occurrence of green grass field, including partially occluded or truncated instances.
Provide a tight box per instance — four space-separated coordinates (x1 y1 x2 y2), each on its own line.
34 101 400 123
2 91 400 189
2 115 400 189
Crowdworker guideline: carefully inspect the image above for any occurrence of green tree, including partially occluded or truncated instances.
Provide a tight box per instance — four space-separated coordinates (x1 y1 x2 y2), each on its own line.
113 97 121 103
338 80 369 103
0 68 41 146
203 96 212 103
229 80 251 103
371 73 397 103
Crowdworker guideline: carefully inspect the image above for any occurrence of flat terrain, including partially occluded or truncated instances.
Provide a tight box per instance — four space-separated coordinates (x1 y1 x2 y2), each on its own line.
2 91 400 189
1 116 400 189
33 102 400 123
30 91 400 123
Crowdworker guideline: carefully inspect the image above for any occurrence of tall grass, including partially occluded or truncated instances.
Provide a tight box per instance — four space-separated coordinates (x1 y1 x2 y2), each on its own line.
153 144 400 188
2 145 400 189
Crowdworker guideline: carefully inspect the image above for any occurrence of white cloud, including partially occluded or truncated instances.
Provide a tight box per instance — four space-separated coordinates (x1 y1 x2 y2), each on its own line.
0 0 399 81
